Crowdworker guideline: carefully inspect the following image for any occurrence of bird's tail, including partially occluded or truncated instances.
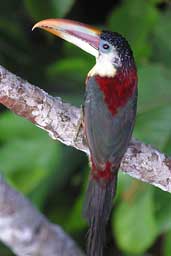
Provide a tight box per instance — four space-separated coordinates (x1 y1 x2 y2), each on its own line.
84 168 118 256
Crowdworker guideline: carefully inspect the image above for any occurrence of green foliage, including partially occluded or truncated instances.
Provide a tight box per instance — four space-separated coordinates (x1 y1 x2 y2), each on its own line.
0 0 171 255
108 0 159 61
24 0 75 20
65 183 87 232
138 64 171 114
113 185 157 254
154 188 171 233
163 231 171 256
0 113 59 206
151 11 171 67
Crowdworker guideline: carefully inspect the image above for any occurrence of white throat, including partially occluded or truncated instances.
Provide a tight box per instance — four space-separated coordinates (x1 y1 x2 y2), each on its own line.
88 53 117 77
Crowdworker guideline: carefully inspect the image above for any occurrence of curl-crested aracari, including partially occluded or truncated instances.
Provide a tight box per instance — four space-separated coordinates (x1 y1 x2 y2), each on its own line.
33 19 138 256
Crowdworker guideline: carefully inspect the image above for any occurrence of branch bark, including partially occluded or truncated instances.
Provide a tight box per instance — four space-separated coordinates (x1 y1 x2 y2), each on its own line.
0 175 84 256
0 65 171 193
0 64 171 255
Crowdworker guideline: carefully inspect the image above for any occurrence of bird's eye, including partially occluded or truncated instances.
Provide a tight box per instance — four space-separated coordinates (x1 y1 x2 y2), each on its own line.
99 40 111 53
103 43 110 50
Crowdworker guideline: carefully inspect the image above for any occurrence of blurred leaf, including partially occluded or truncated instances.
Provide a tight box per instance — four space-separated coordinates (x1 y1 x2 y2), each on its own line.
31 145 83 209
64 193 87 232
0 112 60 200
0 17 32 69
0 18 27 45
40 146 86 224
116 172 135 201
163 231 171 256
163 135 171 155
134 106 171 150
0 112 45 141
108 0 159 61
113 186 157 254
65 169 88 232
24 0 75 20
0 137 58 193
135 64 171 150
154 188 171 233
24 0 56 20
0 0 19 15
151 11 171 67
47 57 94 94
51 0 75 17
47 57 92 81
138 64 171 114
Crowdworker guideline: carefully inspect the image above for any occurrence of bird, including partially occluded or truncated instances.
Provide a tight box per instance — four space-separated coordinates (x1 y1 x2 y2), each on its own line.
33 19 138 256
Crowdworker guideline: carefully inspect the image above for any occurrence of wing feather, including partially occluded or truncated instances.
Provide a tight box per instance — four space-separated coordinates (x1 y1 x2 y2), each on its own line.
84 77 137 169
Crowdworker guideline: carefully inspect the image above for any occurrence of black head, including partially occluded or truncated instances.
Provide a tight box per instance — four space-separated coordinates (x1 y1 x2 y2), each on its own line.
99 31 135 69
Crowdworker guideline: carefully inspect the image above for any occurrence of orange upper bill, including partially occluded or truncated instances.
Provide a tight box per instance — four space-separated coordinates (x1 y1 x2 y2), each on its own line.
33 19 101 57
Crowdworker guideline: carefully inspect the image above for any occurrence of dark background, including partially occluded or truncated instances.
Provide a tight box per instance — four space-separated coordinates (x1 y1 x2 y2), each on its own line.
0 0 171 255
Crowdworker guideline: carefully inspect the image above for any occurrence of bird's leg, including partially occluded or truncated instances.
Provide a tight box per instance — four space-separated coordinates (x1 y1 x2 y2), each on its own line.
73 105 84 143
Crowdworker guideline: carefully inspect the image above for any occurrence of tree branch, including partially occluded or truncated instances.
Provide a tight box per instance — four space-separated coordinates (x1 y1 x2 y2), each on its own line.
0 65 171 194
0 175 84 256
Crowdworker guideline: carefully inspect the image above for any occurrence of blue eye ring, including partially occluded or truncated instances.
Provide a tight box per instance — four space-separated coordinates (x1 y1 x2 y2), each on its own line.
103 43 110 50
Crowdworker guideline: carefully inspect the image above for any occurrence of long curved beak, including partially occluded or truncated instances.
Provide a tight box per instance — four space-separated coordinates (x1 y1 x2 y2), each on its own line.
32 19 101 58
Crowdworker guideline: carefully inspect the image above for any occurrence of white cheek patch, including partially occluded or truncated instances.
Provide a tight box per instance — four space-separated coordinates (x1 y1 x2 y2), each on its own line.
88 52 117 77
